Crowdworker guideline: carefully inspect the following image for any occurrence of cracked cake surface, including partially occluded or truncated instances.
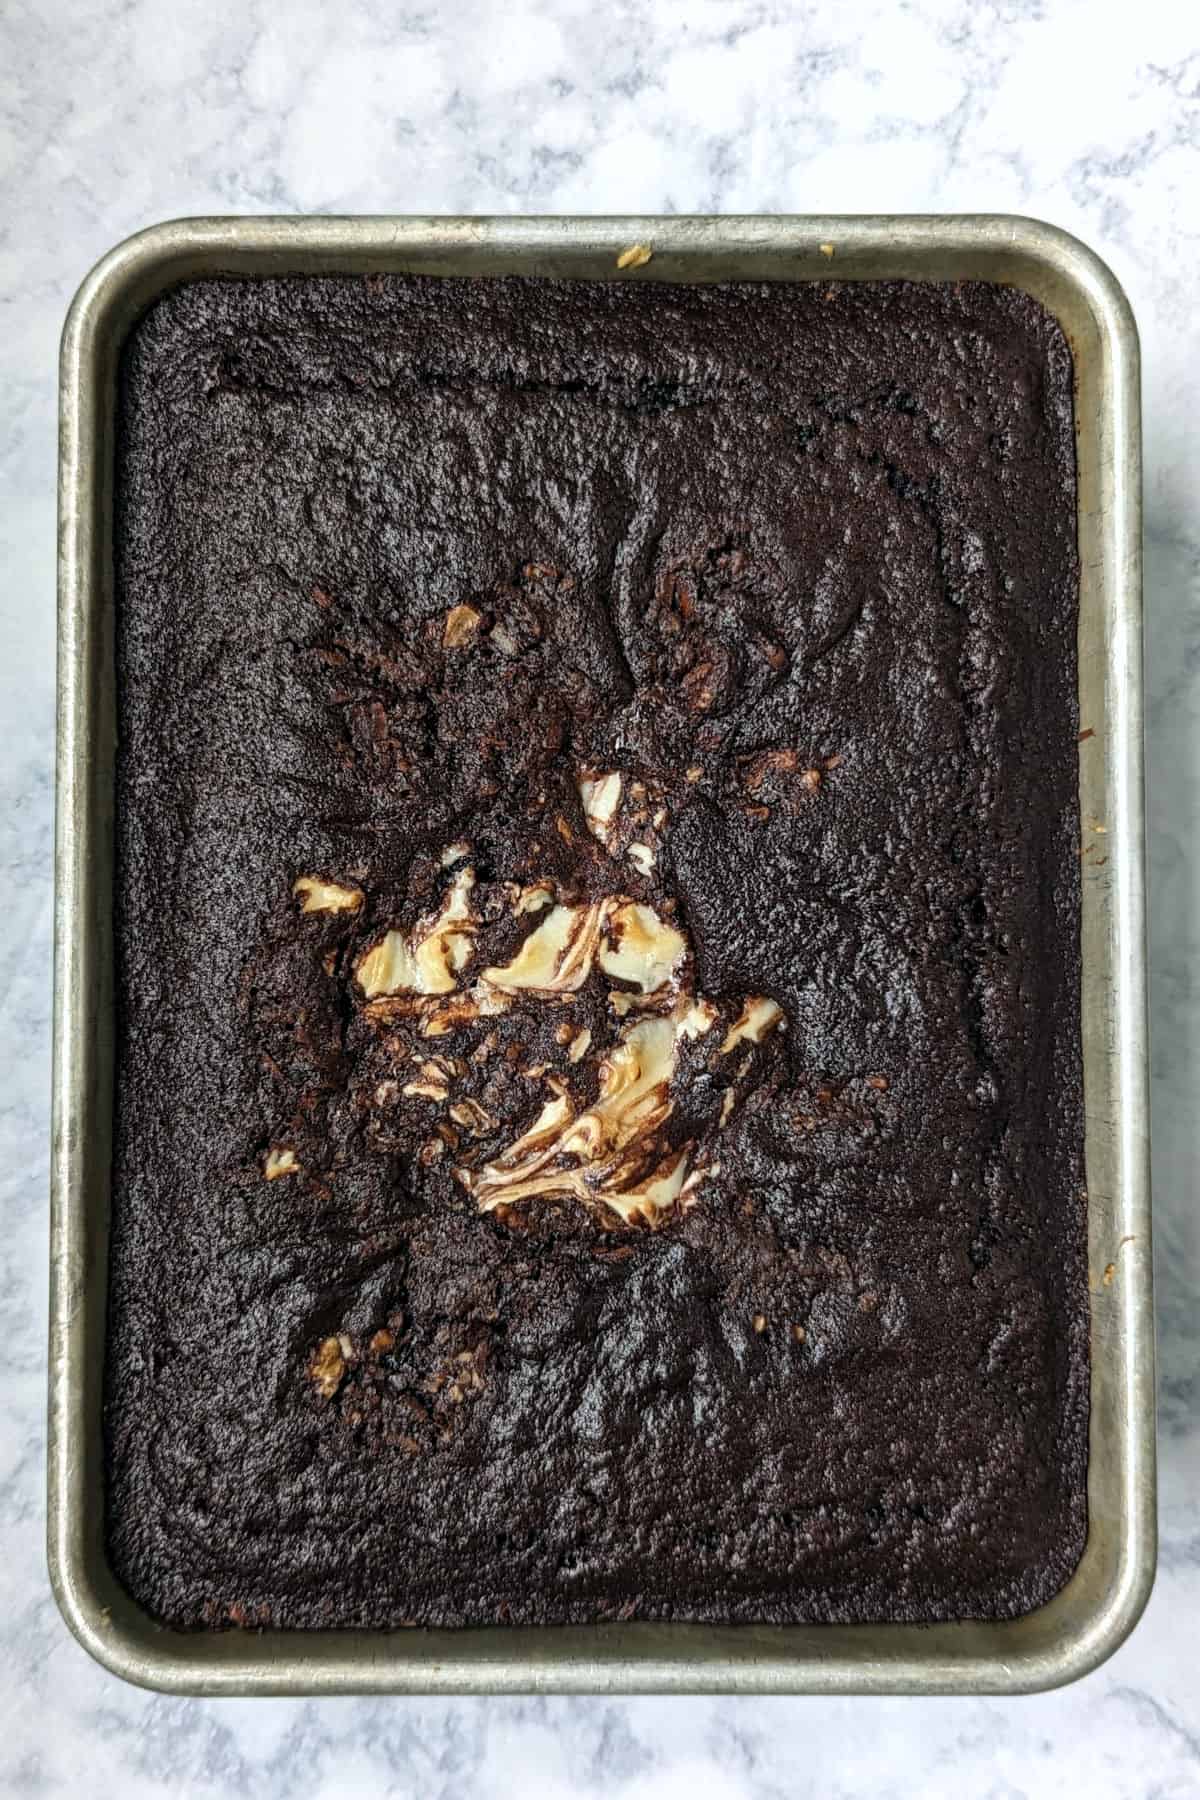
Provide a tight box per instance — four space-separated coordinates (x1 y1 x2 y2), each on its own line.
108 272 1086 1630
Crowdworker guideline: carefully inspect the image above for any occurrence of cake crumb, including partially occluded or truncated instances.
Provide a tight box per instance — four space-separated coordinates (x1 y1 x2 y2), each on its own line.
819 242 835 258
616 243 653 270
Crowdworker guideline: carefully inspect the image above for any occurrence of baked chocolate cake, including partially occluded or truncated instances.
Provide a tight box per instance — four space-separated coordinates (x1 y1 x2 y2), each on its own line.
108 271 1086 1630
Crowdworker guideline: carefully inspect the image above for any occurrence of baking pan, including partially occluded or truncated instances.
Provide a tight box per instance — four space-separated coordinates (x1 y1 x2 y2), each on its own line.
50 214 1153 1694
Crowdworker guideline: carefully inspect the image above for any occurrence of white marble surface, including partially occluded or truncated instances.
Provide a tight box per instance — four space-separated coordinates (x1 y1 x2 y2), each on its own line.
2 0 1198 1791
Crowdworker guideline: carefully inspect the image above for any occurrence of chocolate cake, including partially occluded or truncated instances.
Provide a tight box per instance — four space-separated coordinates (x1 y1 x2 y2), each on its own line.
107 271 1086 1630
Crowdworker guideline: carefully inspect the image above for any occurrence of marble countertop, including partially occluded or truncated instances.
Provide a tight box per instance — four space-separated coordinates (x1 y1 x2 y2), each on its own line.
2 0 1197 1792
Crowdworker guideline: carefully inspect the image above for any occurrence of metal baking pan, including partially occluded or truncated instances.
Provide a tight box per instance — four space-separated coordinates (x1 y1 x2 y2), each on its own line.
51 214 1153 1695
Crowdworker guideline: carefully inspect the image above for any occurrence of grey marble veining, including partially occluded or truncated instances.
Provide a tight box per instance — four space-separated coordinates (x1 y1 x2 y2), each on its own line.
1 0 1197 1792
